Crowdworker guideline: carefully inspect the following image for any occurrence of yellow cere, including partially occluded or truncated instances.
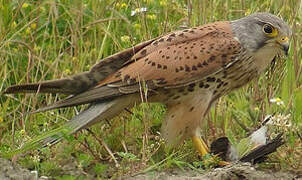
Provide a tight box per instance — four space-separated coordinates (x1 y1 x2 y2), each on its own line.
267 28 278 37
278 36 289 43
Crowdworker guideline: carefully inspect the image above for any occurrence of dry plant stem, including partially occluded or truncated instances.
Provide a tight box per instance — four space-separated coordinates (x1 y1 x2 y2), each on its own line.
81 137 102 162
207 113 216 139
233 115 250 132
187 0 192 27
83 18 121 28
86 129 120 167
121 140 128 153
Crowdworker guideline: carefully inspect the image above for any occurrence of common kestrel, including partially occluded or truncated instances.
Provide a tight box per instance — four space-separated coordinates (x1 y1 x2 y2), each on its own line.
4 12 291 164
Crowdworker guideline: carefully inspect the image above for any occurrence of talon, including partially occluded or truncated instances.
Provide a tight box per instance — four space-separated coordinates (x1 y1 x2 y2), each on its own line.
192 136 231 167
192 135 209 156
218 160 230 166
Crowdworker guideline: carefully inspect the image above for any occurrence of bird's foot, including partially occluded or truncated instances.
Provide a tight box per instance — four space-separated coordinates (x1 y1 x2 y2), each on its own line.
192 136 230 167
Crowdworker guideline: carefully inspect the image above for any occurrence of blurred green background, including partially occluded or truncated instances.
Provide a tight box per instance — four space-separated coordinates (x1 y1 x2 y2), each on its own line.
0 0 301 178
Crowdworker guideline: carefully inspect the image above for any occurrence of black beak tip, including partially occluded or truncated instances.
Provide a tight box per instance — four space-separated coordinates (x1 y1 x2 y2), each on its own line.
283 45 289 56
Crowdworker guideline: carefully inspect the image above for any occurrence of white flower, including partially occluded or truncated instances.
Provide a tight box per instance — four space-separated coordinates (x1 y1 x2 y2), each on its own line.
272 114 292 127
32 155 40 163
121 35 130 43
131 7 147 16
270 97 284 106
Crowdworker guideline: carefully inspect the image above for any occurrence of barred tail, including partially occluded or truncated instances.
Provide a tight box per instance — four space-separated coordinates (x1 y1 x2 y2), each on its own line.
3 72 99 95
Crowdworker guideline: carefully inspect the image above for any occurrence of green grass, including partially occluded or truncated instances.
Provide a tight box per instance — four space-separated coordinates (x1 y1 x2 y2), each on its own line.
0 0 301 178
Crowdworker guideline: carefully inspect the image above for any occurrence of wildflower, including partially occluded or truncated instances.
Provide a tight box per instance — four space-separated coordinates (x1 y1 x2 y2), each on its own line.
30 23 37 29
272 114 291 127
115 2 120 8
33 45 41 52
159 0 167 6
120 3 127 8
269 97 284 106
131 7 147 16
32 155 40 163
147 14 157 20
245 9 251 16
121 35 130 43
78 162 83 169
25 27 31 35
40 6 46 12
115 3 127 9
64 69 71 75
11 21 17 28
133 23 141 29
20 129 26 135
22 3 29 9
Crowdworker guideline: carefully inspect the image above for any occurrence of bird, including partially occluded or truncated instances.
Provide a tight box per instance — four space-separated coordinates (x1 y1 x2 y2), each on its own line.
210 115 284 164
4 12 291 165
210 134 284 164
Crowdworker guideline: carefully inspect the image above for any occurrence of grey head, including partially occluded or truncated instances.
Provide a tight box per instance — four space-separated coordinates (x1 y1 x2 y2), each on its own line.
231 12 292 55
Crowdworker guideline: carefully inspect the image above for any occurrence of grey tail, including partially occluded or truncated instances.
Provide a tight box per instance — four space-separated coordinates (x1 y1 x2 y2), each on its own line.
32 86 123 113
3 72 95 95
42 97 131 146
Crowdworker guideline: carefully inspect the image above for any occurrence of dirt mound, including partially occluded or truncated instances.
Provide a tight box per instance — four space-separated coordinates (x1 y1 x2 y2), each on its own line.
0 157 38 180
1 158 301 180
121 163 302 180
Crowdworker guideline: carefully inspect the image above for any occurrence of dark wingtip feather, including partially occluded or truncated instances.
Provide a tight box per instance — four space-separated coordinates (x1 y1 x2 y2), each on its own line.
3 84 42 94
239 133 284 164
3 72 98 95
3 80 80 95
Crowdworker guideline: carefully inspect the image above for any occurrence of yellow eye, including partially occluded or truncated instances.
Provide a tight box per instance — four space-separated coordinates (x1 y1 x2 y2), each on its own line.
263 24 278 37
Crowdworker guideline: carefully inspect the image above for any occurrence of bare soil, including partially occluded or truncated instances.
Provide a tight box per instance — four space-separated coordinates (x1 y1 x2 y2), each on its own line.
0 158 301 180
121 163 302 180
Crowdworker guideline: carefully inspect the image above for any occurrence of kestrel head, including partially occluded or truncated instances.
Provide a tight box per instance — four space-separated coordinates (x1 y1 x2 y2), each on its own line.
231 12 292 56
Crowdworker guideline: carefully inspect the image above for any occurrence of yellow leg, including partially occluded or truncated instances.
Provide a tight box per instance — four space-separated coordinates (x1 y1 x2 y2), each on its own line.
192 136 230 166
192 135 209 156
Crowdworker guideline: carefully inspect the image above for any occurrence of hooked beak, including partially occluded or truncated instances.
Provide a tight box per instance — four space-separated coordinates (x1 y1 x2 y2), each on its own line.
282 43 289 56
277 36 290 56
